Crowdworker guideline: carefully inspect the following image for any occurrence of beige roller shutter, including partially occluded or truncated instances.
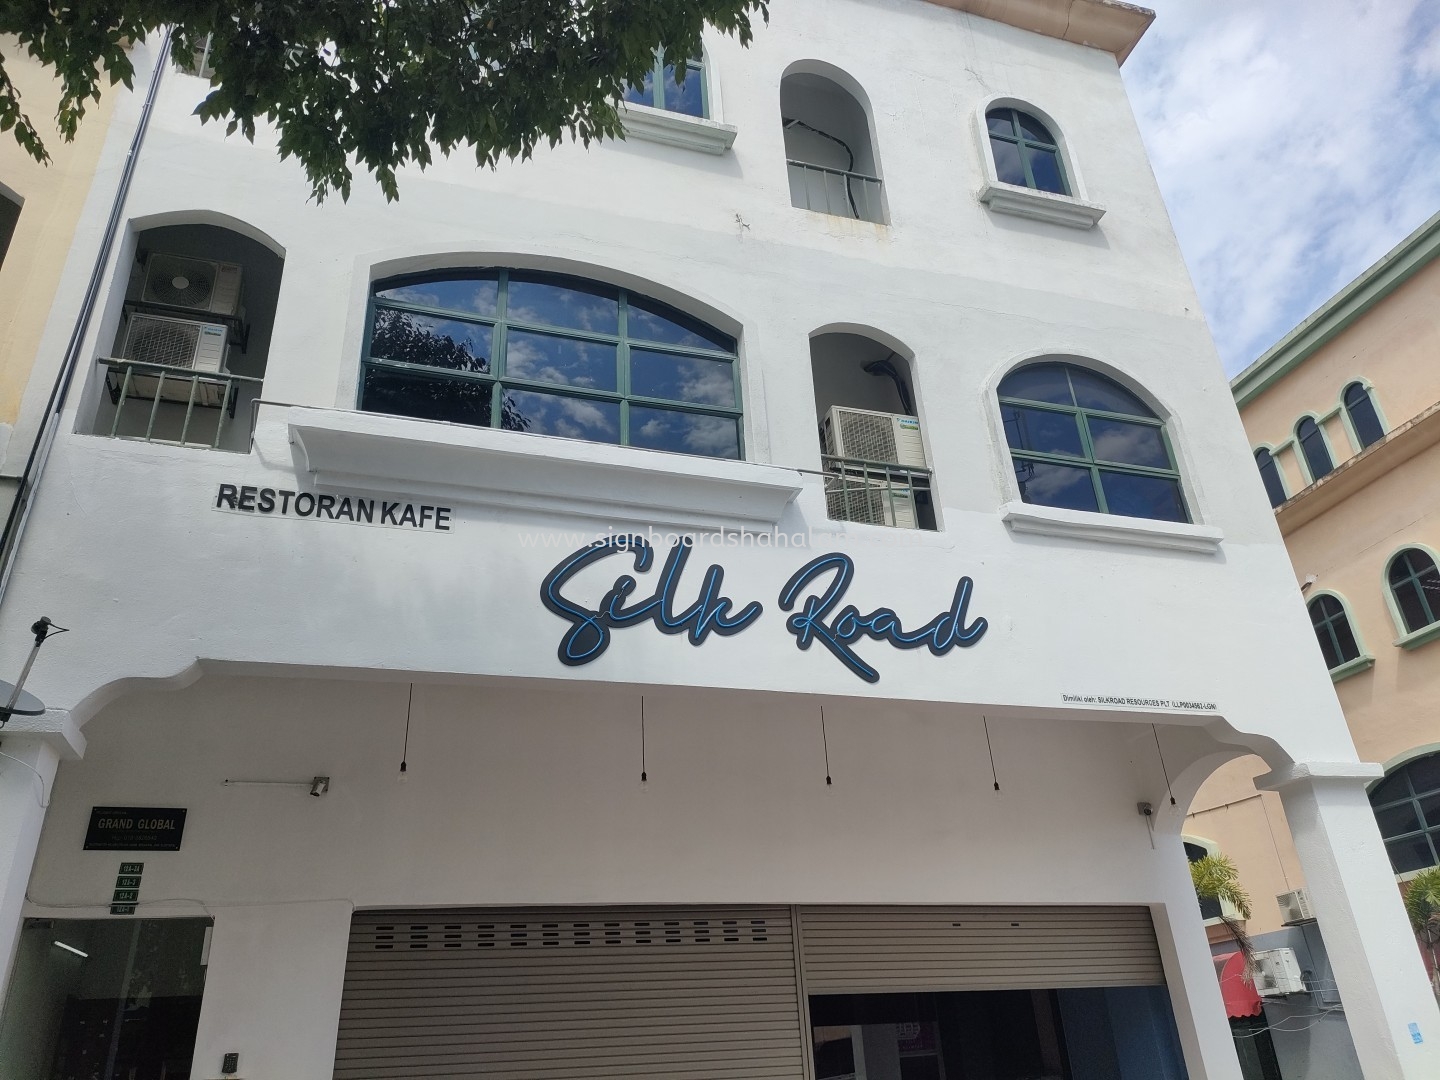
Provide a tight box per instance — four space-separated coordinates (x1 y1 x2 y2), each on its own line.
798 905 1164 994
333 906 806 1080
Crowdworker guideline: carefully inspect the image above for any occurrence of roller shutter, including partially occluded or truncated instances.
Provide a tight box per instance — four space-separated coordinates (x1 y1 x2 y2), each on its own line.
798 905 1165 994
332 906 806 1080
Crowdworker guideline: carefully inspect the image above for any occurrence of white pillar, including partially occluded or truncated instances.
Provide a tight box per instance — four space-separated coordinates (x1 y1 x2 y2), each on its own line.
190 899 353 1080
0 737 59 1011
1151 835 1244 1080
1258 761 1440 1078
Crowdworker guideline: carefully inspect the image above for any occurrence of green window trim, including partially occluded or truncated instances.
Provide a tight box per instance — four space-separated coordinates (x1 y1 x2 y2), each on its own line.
361 269 744 460
1387 546 1440 638
1307 592 1363 671
624 49 707 118
1329 654 1375 682
1395 622 1440 651
999 363 1189 523
985 107 1070 196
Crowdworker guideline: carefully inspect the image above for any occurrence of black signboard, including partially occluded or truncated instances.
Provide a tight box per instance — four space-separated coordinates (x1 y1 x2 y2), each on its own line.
84 807 186 851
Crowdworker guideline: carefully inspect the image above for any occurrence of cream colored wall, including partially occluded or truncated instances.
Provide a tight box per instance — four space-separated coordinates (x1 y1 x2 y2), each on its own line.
1239 258 1440 495
0 39 117 455
1188 251 1440 935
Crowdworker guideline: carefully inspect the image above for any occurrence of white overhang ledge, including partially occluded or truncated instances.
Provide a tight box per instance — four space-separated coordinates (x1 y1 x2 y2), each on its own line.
288 412 803 531
1255 761 1384 792
1001 501 1224 554
619 104 738 154
1 709 86 760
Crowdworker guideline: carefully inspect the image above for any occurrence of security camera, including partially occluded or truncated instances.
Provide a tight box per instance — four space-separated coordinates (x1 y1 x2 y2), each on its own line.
310 776 330 797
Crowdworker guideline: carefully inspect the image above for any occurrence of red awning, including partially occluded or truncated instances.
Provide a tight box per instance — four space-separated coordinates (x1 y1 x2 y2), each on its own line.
1213 950 1264 1018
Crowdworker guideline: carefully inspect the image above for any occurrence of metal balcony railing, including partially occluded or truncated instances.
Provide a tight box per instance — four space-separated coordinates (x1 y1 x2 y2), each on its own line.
99 357 263 450
787 161 885 223
819 455 933 530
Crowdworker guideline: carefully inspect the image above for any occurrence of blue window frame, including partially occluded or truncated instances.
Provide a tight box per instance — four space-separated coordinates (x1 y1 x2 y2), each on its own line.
362 270 742 459
999 362 1188 523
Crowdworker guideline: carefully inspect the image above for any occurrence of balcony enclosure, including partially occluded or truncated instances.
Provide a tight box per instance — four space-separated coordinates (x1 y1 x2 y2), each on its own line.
811 331 934 530
782 68 885 224
87 222 283 452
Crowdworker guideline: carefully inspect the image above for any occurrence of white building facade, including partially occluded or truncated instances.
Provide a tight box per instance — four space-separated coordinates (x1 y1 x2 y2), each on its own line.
0 2 1434 1078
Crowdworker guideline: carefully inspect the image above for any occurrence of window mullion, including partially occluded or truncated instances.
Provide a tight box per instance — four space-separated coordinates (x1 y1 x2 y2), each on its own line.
618 291 631 446
652 54 666 111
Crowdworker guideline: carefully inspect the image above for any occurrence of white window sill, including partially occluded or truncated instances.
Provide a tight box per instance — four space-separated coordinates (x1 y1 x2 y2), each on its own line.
1000 501 1223 554
978 180 1106 229
619 103 737 155
287 409 802 531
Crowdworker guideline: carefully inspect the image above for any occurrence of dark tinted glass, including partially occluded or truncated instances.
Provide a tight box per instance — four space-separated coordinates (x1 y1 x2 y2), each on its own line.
1408 753 1440 794
1087 416 1170 468
998 363 1073 405
375 276 499 316
623 69 657 108
1070 369 1153 416
1420 793 1440 829
630 350 735 407
1314 624 1341 670
661 62 704 117
1184 843 1208 863
1001 404 1084 457
1390 550 1440 632
362 368 493 426
504 330 617 391
986 110 1016 136
1014 459 1099 511
1329 609 1359 664
1024 145 1067 194
508 276 620 335
1255 450 1287 508
1099 471 1187 522
628 298 734 352
629 406 740 459
1387 835 1435 874
1344 382 1384 448
1297 418 1333 479
990 137 1026 186
1370 770 1412 806
370 311 492 372
1016 111 1056 143
1376 802 1422 837
502 389 621 444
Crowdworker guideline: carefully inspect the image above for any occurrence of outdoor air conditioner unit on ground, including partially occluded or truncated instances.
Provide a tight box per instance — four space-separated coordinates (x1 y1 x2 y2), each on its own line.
1277 887 1316 925
824 474 919 529
141 253 243 316
822 406 928 469
1252 947 1306 996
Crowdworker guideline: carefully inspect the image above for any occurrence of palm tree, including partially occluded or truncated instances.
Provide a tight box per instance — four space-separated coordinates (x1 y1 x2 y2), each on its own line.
1191 853 1256 972
1403 866 1440 997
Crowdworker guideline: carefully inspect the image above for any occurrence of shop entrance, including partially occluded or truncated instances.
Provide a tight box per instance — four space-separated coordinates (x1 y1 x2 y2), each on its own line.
0 917 210 1080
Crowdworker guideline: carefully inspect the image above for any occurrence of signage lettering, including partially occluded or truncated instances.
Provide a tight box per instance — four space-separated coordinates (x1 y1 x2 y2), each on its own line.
540 537 988 683
214 484 452 531
85 807 187 852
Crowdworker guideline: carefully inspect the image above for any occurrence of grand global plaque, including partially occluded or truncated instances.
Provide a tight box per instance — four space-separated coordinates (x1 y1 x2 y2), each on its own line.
84 807 187 852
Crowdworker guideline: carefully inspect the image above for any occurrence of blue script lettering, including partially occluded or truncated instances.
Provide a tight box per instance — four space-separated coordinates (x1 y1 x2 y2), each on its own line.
539 536 763 666
777 554 988 683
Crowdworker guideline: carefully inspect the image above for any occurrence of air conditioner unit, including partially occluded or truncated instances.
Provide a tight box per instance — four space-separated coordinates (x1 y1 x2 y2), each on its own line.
142 253 243 316
1252 948 1305 996
822 406 928 469
122 313 230 373
1277 888 1315 925
824 475 919 529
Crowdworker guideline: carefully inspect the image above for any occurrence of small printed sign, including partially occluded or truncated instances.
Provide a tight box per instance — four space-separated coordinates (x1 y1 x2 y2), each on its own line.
119 861 144 875
85 807 186 851
111 862 143 916
1410 1022 1423 1045
109 904 137 916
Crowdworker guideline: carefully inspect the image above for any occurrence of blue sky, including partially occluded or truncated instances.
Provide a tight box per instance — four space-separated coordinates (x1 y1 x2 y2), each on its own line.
1122 0 1440 376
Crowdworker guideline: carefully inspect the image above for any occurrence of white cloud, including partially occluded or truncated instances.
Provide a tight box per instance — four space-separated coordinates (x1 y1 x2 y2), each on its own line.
1124 0 1440 375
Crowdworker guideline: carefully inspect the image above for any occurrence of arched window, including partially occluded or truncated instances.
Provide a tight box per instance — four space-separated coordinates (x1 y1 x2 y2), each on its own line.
1388 548 1440 634
1295 417 1333 481
1254 448 1287 508
1343 382 1385 450
782 67 884 223
1370 752 1440 873
999 362 1187 522
362 270 742 459
1308 594 1360 670
986 108 1068 195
